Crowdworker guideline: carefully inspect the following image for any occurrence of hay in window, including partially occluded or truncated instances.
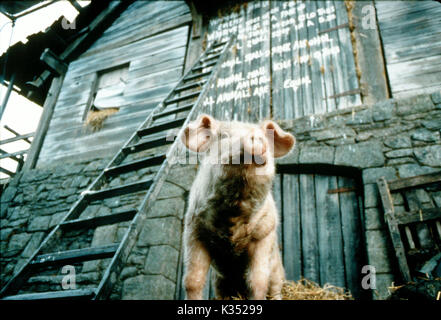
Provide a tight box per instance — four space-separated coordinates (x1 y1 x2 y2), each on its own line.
85 106 119 131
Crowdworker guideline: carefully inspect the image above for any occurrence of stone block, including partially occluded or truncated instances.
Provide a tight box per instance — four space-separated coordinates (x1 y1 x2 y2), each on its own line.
413 145 441 167
362 167 397 184
8 233 32 253
364 183 380 208
27 216 51 232
364 208 386 230
372 99 394 122
298 146 335 164
385 149 413 159
397 164 437 178
148 197 186 219
383 136 411 149
335 141 385 168
346 108 373 125
144 245 179 281
157 182 186 199
1 186 17 203
138 217 182 249
411 129 439 142
396 95 434 116
311 128 355 142
122 275 175 300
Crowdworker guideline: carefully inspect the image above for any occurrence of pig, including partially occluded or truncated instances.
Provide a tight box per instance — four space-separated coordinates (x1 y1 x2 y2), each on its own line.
180 114 295 300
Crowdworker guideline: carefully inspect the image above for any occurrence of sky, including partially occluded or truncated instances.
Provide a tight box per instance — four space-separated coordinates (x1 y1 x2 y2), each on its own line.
0 1 90 179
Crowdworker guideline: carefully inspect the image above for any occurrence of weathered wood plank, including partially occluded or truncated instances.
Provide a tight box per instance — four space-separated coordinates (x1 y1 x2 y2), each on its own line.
388 171 441 192
337 176 362 298
300 174 319 283
315 174 346 288
395 208 441 226
282 174 302 281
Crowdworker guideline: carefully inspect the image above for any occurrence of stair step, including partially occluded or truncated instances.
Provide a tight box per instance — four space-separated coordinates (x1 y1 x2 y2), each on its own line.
123 135 173 154
83 179 153 201
30 244 119 267
3 288 96 300
137 117 186 137
192 61 216 72
105 154 166 176
60 209 137 231
175 81 204 92
153 104 193 120
165 91 201 105
183 71 211 82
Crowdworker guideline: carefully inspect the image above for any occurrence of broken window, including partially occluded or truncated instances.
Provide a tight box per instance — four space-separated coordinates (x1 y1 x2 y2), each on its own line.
84 63 129 131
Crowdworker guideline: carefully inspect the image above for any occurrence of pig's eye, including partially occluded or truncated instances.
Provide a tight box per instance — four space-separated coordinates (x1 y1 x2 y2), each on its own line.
221 133 229 139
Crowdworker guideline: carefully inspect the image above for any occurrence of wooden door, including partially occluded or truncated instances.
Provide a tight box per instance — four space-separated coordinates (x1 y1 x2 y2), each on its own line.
274 172 366 299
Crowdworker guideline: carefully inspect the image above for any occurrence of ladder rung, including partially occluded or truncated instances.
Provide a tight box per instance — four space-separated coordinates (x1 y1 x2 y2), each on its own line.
200 53 221 63
60 209 137 231
153 104 193 120
175 81 204 92
31 244 119 267
137 117 186 137
123 135 173 154
212 41 227 48
192 61 216 72
183 71 211 82
3 289 96 300
165 91 201 105
83 179 153 201
105 154 166 176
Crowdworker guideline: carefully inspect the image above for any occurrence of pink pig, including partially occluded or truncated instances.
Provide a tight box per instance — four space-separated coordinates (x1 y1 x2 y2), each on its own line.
181 114 295 300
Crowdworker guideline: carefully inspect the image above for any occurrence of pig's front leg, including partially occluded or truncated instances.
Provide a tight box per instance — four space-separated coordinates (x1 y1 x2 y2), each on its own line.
247 234 274 299
184 238 211 300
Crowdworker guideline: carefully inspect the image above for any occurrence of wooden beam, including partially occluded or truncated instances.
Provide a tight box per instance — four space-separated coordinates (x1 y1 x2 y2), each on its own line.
0 167 15 177
388 171 441 192
31 244 119 267
3 289 95 300
0 149 28 160
40 48 68 76
351 1 390 104
0 132 34 145
396 208 441 226
4 125 33 144
23 75 65 170
377 177 412 282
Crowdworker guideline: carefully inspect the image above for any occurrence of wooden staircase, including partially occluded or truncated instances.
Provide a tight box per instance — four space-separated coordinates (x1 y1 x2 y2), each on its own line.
1 38 234 300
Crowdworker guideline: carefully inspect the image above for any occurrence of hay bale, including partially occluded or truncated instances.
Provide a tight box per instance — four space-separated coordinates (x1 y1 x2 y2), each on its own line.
280 279 353 300
85 107 119 131
225 279 353 300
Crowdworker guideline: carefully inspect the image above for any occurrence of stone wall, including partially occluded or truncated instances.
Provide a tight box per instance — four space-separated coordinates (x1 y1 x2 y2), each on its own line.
277 91 441 299
0 159 107 287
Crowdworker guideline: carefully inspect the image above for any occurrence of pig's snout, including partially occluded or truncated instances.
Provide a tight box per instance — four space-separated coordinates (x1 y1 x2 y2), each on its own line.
243 131 267 164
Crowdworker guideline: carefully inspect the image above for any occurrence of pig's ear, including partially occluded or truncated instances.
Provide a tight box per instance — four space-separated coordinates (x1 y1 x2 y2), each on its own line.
181 114 218 152
262 120 295 158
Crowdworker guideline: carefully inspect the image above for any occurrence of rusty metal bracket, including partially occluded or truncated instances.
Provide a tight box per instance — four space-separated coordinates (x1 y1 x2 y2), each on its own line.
318 22 349 35
324 88 361 100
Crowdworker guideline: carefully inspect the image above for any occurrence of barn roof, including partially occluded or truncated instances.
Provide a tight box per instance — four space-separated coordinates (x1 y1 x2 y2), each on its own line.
0 1 132 106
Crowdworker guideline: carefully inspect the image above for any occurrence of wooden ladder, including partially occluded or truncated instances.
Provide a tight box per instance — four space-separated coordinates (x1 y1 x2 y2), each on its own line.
0 38 234 300
377 171 441 282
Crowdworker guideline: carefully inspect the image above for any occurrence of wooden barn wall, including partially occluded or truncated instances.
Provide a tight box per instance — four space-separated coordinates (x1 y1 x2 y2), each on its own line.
200 0 361 122
36 1 191 167
375 1 441 98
